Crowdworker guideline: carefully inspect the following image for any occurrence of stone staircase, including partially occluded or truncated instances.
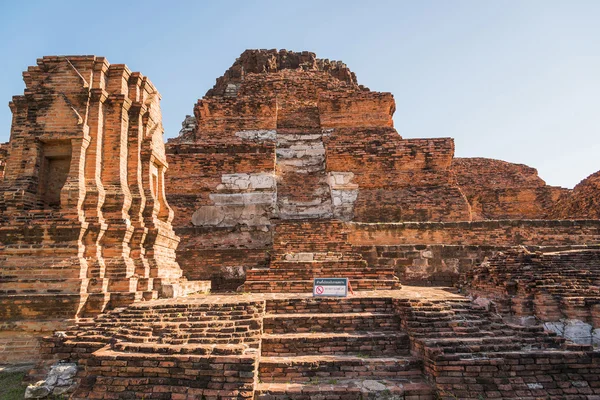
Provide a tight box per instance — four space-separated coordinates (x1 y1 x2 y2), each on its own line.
464 248 600 325
35 290 600 399
44 299 265 399
394 298 578 399
396 298 566 351
243 220 401 292
255 296 433 399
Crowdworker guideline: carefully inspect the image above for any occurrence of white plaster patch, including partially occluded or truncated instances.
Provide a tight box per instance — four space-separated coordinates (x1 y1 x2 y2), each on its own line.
210 192 276 206
473 296 492 310
441 258 460 274
276 146 325 159
223 265 245 278
359 380 387 392
527 383 544 390
328 172 359 221
235 129 276 141
277 133 322 143
328 172 358 189
217 173 276 191
278 200 333 219
191 203 274 227
421 250 434 259
25 362 78 399
518 316 539 326
544 319 596 345
331 189 358 206
284 253 315 262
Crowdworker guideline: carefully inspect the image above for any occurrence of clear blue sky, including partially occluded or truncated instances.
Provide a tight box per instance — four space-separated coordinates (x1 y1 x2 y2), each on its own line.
1 0 598 188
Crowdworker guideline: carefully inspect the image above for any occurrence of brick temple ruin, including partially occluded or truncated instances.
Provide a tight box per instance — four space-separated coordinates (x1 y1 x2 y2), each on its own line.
0 50 599 399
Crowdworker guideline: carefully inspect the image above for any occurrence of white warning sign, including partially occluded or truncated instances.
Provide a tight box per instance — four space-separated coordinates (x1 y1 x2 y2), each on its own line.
313 278 348 297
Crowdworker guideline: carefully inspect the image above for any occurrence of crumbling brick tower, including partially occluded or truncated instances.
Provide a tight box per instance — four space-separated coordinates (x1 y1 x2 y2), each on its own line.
166 49 472 289
0 56 209 363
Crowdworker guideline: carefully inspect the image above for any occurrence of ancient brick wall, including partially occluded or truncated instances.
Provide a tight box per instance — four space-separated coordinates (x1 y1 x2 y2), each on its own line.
0 56 208 363
349 220 600 285
394 297 600 399
174 226 271 291
452 157 570 220
430 350 600 399
463 248 600 346
355 244 499 286
36 298 264 399
165 49 472 288
356 243 600 287
326 131 471 222
550 169 600 219
349 220 600 246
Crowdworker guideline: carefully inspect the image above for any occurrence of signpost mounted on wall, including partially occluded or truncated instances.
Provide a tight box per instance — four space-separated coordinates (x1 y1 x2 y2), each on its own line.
313 278 348 297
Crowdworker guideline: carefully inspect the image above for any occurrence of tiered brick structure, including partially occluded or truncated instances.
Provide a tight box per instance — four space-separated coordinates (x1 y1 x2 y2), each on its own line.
243 220 401 292
2 50 600 399
464 248 600 346
452 157 570 219
38 288 600 399
349 219 600 285
0 56 209 364
40 297 263 399
166 49 471 289
395 296 599 399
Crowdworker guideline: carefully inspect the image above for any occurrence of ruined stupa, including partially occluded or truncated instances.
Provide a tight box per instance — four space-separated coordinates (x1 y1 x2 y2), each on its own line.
0 50 598 399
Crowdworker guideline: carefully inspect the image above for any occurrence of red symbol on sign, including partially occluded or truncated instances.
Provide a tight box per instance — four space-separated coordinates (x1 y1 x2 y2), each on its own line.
315 286 324 294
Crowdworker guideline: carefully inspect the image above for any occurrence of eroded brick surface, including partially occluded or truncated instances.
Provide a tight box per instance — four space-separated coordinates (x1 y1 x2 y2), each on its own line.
463 248 600 345
453 157 571 220
35 289 600 399
0 56 209 364
243 220 401 292
551 170 600 219
165 49 471 289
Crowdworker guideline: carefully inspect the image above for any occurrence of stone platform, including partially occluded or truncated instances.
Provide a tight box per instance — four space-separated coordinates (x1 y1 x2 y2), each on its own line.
33 287 600 399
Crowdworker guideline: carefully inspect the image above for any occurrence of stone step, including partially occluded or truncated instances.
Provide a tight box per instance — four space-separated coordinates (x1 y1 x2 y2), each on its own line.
95 314 260 323
423 336 528 353
278 209 333 220
276 133 324 143
111 332 260 346
259 355 423 382
273 241 352 254
261 331 409 357
114 341 248 355
0 278 81 294
278 252 364 262
266 297 395 314
255 378 434 400
243 279 401 293
263 312 400 334
270 260 369 269
0 265 82 276
99 332 259 345
245 268 396 281
124 302 264 312
104 307 263 316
